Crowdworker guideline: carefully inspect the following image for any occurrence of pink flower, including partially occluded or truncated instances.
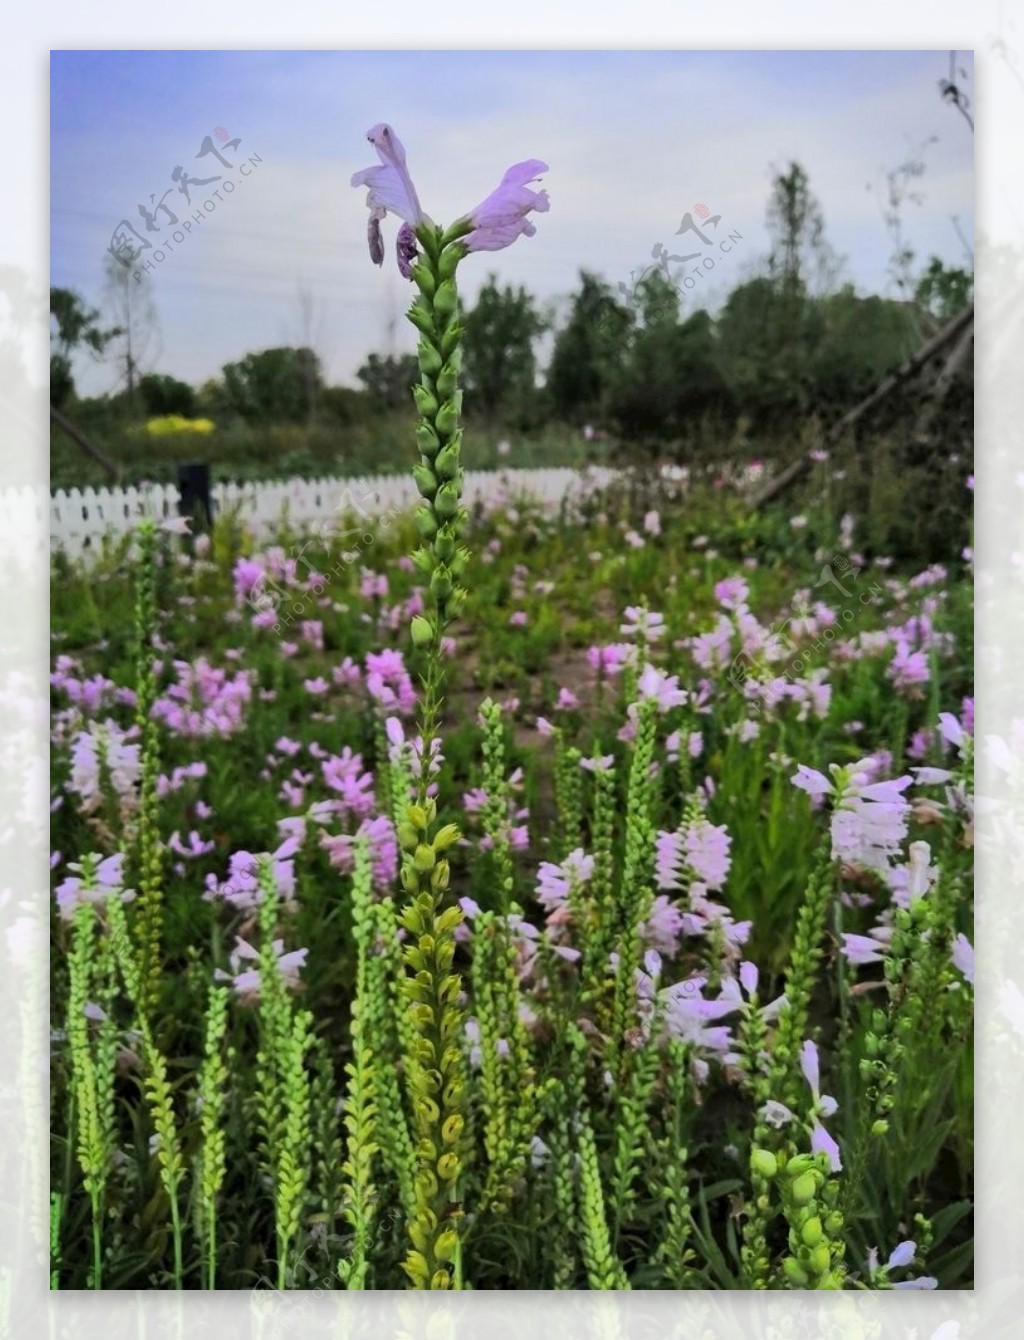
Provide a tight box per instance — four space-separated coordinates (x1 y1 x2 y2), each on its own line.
463 160 550 253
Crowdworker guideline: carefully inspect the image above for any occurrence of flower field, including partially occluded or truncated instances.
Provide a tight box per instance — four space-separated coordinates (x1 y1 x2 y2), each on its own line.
49 467 974 1291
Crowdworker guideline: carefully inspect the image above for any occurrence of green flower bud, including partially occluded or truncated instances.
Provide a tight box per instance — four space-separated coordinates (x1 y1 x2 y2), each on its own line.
434 905 463 935
414 504 438 539
432 823 461 851
413 462 439 500
430 860 450 893
406 300 436 339
437 1152 460 1182
434 1228 459 1263
402 1249 431 1287
432 278 457 317
809 1243 831 1276
411 615 434 647
430 1269 452 1291
750 1148 778 1180
407 804 429 830
413 843 436 872
418 339 443 377
442 1114 464 1145
413 383 439 419
438 241 466 279
436 394 462 437
434 481 460 520
429 566 453 601
417 422 441 458
783 1257 809 1287
433 531 456 562
871 1118 890 1137
411 260 436 297
400 864 419 895
800 1216 823 1248
436 362 459 400
786 1154 815 1178
397 822 419 852
792 1172 817 1205
434 442 460 481
440 322 461 359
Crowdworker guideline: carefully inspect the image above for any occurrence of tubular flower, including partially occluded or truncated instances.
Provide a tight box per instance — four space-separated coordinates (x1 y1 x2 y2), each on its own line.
352 123 549 275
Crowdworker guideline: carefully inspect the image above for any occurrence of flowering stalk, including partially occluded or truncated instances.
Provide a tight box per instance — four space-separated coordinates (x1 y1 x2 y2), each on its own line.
251 854 313 1289
352 119 549 1291
106 895 185 1288
338 837 381 1290
131 518 165 1018
195 983 231 1289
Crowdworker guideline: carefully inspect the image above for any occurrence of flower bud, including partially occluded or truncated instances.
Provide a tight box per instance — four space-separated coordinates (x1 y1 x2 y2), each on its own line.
433 278 458 318
410 615 434 647
397 822 419 852
809 1243 831 1276
414 505 438 539
406 301 436 339
417 339 443 378
870 1118 890 1137
434 442 460 481
413 384 439 419
782 1257 808 1288
411 258 436 296
434 482 460 520
750 1148 777 1180
791 1171 817 1205
430 1269 452 1290
432 823 461 851
433 1227 459 1263
413 462 439 499
437 1152 460 1182
800 1216 823 1248
442 1114 465 1145
438 240 466 279
436 361 459 400
430 567 453 601
413 843 436 872
400 864 419 895
440 322 461 359
436 394 462 437
430 860 450 892
417 423 441 458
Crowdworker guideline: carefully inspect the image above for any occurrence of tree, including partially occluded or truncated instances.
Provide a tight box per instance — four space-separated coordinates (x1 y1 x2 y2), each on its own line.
355 353 418 413
49 286 120 409
221 346 325 423
607 275 731 448
546 272 633 424
102 254 159 409
138 373 197 418
915 257 973 324
461 275 546 421
766 161 838 297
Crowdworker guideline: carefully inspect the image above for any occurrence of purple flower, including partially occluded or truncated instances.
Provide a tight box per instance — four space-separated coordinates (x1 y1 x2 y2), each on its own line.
951 932 974 985
351 123 426 268
811 1120 842 1172
353 125 549 273
462 160 550 252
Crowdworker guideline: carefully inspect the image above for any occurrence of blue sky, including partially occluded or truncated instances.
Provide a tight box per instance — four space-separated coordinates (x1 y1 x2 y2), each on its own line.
50 49 974 396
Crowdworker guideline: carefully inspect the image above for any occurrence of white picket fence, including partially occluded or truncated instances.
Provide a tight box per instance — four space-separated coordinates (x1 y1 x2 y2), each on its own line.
39 467 618 563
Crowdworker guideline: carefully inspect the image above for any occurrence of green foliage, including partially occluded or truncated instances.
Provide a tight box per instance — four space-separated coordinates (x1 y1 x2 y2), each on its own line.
461 274 546 422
